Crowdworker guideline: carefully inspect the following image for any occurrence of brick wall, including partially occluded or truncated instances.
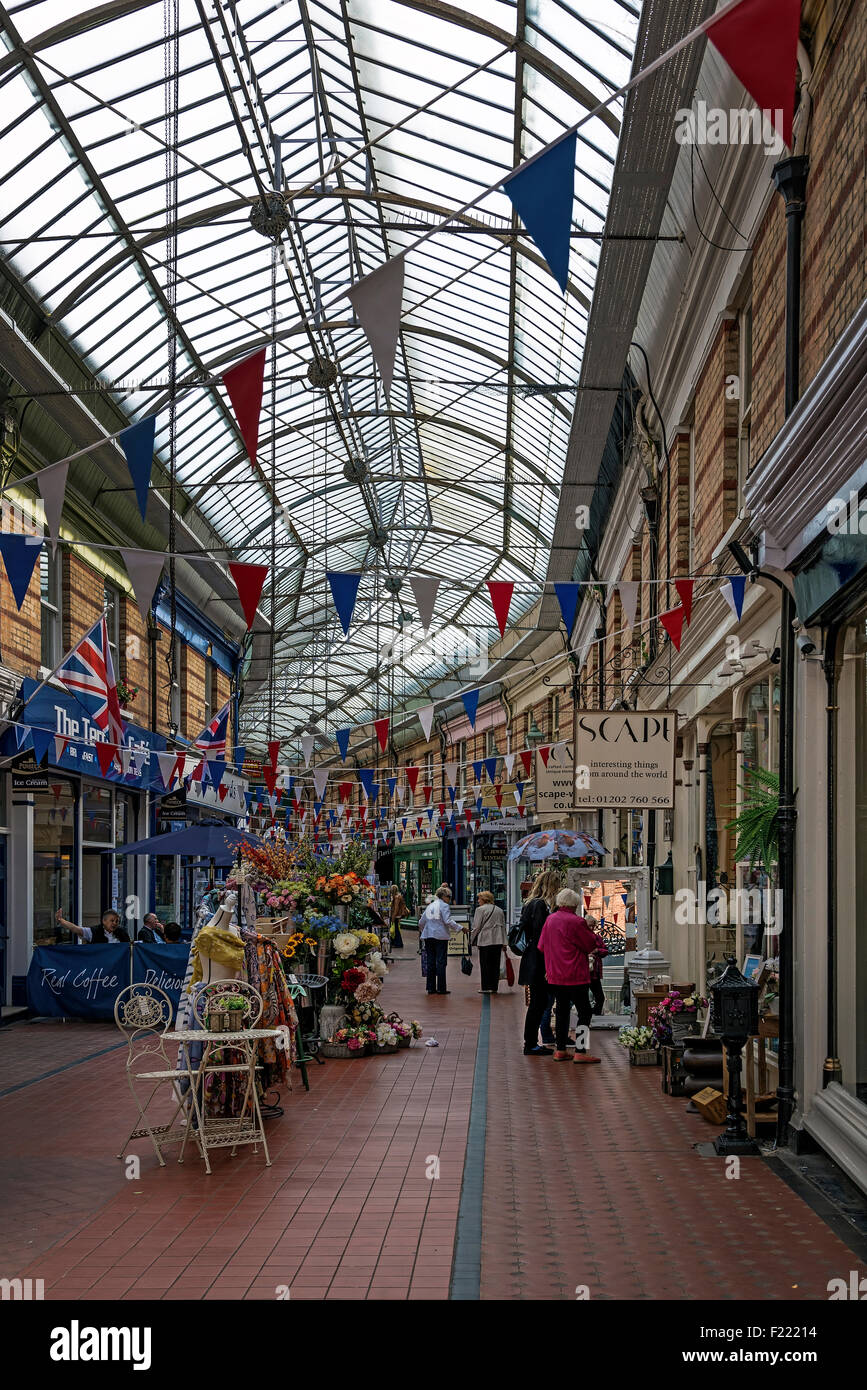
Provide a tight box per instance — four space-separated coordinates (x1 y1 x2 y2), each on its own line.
666 433 692 610
63 553 104 654
692 319 740 571
182 646 206 736
119 596 149 727
214 667 232 759
800 0 867 394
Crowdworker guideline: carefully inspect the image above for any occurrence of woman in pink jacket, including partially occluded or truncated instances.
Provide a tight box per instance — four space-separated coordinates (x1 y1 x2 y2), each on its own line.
537 888 602 1063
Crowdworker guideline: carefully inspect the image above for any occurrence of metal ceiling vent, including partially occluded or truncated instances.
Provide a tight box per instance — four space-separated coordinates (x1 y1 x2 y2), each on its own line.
307 356 338 389
343 454 368 484
367 525 388 550
249 192 291 239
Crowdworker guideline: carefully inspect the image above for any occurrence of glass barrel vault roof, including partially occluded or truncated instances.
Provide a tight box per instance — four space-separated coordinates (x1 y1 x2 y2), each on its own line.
0 0 641 750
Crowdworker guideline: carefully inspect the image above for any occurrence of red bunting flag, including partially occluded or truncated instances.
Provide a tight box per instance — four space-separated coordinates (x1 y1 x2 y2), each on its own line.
51 783 63 800
487 580 515 638
406 766 420 794
495 786 503 809
374 717 390 752
339 781 353 802
263 766 277 794
519 750 532 778
222 348 266 466
229 562 268 630
706 0 801 150
423 785 432 804
95 742 117 777
538 746 551 768
438 803 446 817
675 578 695 625
218 785 228 802
660 606 686 651
266 739 280 770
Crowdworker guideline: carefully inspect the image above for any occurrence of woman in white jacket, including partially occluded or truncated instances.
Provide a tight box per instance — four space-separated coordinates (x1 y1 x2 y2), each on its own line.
419 884 456 995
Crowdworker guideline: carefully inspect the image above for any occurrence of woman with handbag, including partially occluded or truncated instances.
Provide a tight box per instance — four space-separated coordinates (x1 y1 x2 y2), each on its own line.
419 884 457 995
584 914 609 1015
470 891 507 994
516 868 562 1055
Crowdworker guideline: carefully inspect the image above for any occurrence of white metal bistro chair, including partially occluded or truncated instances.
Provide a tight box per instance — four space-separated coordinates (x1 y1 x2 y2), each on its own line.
185 979 269 1165
114 983 205 1168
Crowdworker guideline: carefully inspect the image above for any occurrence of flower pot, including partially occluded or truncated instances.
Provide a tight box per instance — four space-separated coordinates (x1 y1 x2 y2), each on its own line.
207 1007 242 1033
670 1012 700 1044
397 1035 411 1049
374 1042 399 1054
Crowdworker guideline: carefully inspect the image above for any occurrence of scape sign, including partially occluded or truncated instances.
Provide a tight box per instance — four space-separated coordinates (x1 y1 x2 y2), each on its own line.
574 711 677 809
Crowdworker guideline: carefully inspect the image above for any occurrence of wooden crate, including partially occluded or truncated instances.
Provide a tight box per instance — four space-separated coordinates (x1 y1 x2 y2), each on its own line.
629 1048 660 1066
662 1043 687 1096
692 1087 726 1124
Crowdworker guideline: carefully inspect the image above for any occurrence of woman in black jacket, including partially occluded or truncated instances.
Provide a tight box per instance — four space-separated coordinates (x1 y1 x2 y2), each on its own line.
518 868 563 1055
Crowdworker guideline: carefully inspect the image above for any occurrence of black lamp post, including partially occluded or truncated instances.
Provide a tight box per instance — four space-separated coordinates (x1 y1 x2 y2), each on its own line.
711 956 760 1156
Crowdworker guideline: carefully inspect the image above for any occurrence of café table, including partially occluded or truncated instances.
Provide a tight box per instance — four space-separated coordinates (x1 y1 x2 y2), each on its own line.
163 1026 282 1173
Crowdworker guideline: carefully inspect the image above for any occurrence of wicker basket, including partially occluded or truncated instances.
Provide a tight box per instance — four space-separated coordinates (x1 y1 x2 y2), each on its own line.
320 1040 367 1059
374 1042 400 1055
670 1012 700 1043
397 1035 411 1049
628 1047 659 1066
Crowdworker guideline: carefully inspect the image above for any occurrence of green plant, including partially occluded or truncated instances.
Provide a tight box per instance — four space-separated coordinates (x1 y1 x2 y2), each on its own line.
726 767 780 869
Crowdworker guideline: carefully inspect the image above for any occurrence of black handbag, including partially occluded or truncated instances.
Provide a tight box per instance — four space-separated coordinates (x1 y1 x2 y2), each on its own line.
508 924 528 955
460 955 473 976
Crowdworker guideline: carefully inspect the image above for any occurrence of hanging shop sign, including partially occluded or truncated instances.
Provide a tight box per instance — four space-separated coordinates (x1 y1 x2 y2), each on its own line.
535 748 575 816
7 678 166 784
10 753 72 791
574 711 677 809
158 788 188 821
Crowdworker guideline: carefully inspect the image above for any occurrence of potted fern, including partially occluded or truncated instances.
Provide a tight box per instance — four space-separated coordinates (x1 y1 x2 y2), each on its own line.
726 767 779 870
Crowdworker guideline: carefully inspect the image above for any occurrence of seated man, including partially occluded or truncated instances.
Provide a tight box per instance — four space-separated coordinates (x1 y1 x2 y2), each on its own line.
137 912 165 943
162 921 182 943
55 907 130 944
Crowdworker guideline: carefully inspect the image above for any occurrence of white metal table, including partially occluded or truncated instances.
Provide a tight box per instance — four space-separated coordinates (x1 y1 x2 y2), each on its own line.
164 1027 281 1173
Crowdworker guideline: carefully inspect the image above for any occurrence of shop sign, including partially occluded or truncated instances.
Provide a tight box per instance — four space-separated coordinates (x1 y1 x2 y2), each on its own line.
535 748 575 816
10 678 166 784
159 788 188 821
574 711 677 809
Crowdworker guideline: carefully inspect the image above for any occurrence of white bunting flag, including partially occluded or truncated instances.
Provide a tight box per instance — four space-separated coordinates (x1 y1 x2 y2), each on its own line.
503 752 515 779
38 460 69 558
395 783 406 804
418 704 435 741
157 751 178 788
618 580 639 631
313 768 329 799
300 733 315 768
409 576 440 632
346 252 406 400
121 548 166 625
120 748 132 775
444 762 458 788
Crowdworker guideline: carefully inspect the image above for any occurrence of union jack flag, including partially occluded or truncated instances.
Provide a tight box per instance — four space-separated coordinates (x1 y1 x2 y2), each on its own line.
56 615 126 748
193 699 230 759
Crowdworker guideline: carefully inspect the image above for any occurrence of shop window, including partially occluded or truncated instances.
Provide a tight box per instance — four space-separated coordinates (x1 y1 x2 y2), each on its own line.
706 721 737 980
33 782 75 945
548 694 560 740
456 739 467 795
40 549 62 671
155 855 178 921
82 783 114 845
839 612 867 1103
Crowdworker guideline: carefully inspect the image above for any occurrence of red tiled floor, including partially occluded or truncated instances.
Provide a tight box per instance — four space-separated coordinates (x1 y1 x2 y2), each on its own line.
1 945 865 1300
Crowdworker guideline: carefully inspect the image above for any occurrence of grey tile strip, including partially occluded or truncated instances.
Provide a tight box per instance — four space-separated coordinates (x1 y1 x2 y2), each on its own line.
450 994 490 1300
0 1039 127 1098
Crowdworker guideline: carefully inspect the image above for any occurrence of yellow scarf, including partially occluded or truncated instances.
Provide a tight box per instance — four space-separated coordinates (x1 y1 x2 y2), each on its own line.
190 926 246 986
